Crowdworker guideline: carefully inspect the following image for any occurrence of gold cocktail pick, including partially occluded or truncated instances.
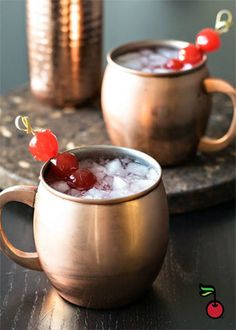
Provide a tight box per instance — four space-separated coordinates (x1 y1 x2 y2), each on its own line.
215 9 233 34
15 115 34 135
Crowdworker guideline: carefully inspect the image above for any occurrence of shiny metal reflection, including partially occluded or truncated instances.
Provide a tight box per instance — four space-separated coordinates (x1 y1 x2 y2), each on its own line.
0 146 169 309
101 40 236 165
26 0 102 106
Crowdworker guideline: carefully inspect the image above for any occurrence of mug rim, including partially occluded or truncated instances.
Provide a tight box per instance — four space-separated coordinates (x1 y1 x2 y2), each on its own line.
39 145 163 205
107 39 207 77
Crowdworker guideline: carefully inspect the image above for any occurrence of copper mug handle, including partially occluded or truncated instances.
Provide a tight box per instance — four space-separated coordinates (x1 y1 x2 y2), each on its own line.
0 186 42 271
198 78 236 152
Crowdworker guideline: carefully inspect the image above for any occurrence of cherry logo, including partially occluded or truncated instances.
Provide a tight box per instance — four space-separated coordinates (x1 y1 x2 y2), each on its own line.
199 284 224 319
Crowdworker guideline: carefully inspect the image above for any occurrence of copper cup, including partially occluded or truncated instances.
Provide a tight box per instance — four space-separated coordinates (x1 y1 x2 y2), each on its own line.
101 40 236 166
0 145 169 309
26 0 102 107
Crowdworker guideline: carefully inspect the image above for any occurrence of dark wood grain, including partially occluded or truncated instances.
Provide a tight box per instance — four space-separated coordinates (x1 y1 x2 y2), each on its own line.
0 201 235 330
0 87 235 214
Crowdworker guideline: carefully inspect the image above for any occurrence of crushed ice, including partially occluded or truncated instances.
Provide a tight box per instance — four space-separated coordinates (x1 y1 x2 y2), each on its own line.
50 157 160 199
115 47 192 73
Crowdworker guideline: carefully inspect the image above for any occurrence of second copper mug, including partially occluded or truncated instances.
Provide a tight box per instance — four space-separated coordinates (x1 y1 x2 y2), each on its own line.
101 40 236 166
0 145 169 309
26 0 102 106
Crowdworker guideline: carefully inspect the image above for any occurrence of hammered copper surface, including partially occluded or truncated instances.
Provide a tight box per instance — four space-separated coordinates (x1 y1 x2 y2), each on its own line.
101 40 236 166
0 146 169 309
26 0 102 106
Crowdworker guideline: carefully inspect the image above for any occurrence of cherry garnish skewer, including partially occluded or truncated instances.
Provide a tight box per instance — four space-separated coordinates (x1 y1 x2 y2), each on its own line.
15 116 97 191
15 116 58 162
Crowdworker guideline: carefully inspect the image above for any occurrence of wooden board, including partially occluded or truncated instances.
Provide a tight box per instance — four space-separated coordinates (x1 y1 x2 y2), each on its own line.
0 87 235 213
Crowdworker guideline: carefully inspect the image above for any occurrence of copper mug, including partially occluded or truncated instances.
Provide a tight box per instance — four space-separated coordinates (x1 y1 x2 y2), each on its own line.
101 40 236 166
26 0 102 106
0 145 169 309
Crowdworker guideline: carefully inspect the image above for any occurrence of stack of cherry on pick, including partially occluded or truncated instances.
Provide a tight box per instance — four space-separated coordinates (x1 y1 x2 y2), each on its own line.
166 25 222 70
115 9 233 72
15 116 97 191
15 116 159 199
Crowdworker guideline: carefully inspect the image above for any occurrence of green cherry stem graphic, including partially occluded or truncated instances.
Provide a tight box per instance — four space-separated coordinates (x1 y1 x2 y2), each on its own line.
199 284 216 304
199 283 224 319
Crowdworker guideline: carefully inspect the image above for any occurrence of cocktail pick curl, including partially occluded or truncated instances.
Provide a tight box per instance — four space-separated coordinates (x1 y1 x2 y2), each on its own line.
15 115 34 135
215 9 233 34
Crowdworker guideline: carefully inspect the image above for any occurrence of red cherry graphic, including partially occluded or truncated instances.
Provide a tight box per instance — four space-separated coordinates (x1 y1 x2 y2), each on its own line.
199 284 224 319
206 300 224 319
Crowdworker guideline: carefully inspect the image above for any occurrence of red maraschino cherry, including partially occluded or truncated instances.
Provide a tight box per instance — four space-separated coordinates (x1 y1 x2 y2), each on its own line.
29 129 58 162
50 152 79 178
68 168 97 191
15 116 59 162
164 58 184 70
196 28 221 52
178 44 203 65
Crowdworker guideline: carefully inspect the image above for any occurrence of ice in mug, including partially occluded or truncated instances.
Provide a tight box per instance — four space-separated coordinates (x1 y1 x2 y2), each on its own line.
47 157 160 199
115 46 193 73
